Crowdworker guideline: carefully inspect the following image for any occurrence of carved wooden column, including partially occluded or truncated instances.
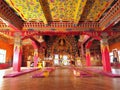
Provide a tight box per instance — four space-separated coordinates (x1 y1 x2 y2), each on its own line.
78 35 85 60
31 39 38 67
100 33 111 72
33 49 38 67
85 39 93 66
85 48 91 66
13 32 22 72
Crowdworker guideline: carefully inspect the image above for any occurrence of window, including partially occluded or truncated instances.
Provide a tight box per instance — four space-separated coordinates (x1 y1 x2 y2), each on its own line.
0 49 6 63
109 52 114 63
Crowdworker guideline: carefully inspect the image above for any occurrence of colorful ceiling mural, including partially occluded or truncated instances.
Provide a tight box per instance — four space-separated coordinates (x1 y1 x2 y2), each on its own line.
5 0 48 24
5 0 114 24
86 0 114 21
48 0 87 23
48 0 78 21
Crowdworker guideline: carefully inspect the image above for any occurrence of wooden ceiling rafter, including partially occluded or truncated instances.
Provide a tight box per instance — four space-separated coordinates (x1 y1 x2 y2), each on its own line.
0 0 24 30
38 0 49 24
80 0 96 21
0 19 9 30
99 0 120 30
30 36 40 46
39 0 52 24
86 0 114 21
74 0 87 24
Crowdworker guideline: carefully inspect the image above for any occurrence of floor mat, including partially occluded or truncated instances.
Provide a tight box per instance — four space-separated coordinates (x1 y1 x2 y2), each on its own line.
86 68 120 78
3 68 39 78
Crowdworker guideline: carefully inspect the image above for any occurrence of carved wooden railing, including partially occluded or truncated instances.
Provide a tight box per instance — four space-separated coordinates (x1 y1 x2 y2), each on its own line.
0 22 8 29
23 21 100 31
0 0 24 29
99 0 120 30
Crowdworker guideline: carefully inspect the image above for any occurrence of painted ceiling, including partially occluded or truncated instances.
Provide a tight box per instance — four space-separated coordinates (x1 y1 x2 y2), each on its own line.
5 0 114 24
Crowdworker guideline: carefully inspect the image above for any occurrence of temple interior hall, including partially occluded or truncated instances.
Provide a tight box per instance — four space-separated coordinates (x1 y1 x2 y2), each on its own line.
0 0 120 90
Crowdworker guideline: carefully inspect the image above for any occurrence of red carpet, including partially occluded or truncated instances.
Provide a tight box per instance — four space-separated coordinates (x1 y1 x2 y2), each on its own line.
100 71 120 77
86 68 120 78
3 68 39 78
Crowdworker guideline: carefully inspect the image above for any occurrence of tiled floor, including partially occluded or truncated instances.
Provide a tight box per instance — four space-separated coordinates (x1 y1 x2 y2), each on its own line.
0 67 120 90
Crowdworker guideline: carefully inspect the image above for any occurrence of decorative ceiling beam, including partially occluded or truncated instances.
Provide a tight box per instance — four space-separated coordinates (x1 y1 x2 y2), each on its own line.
85 38 93 49
0 0 24 30
39 0 52 24
23 21 100 31
94 0 114 21
74 0 87 24
39 0 50 24
30 37 40 46
0 31 13 39
0 31 119 39
80 0 95 21
87 0 114 21
0 19 9 30
1 20 100 31
99 0 120 30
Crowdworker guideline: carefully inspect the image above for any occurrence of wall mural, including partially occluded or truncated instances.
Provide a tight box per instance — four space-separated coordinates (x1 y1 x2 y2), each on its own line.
52 37 72 54
45 35 78 58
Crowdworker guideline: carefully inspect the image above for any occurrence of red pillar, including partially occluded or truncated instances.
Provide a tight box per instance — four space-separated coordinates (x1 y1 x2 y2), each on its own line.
85 40 92 66
13 32 22 72
100 33 111 72
31 40 38 67
33 49 38 67
86 48 91 66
